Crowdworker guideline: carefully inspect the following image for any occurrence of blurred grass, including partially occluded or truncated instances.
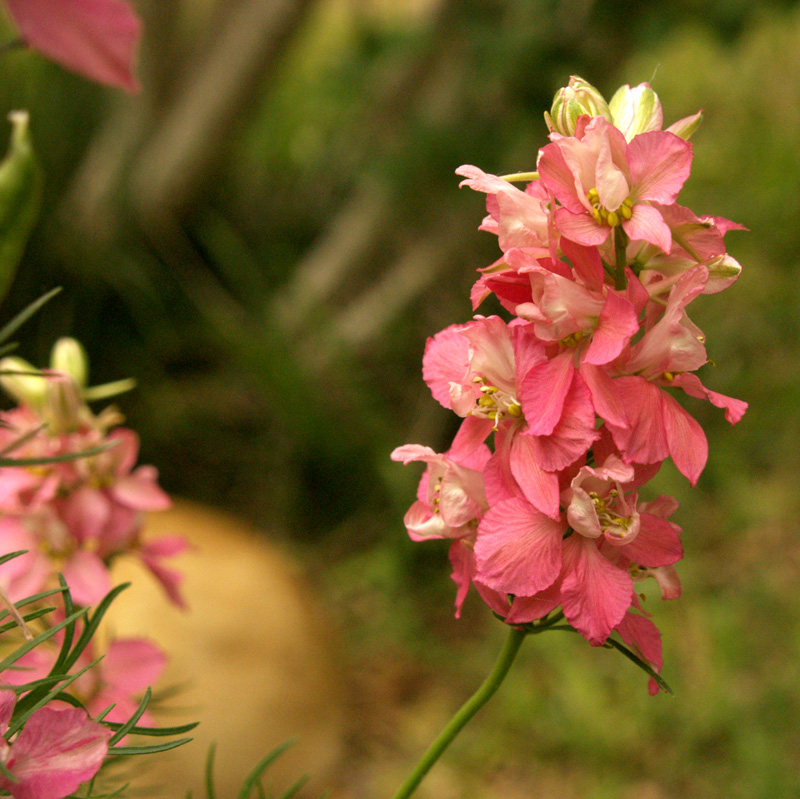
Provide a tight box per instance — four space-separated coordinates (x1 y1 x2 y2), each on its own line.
0 0 799 796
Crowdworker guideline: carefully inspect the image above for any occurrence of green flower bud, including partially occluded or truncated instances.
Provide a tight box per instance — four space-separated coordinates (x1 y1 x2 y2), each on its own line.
0 355 46 408
609 82 664 140
545 76 612 136
51 337 89 387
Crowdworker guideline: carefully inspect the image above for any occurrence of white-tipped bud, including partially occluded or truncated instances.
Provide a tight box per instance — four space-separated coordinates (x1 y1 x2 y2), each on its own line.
666 110 704 141
609 82 664 140
0 355 47 408
545 76 612 136
51 337 89 387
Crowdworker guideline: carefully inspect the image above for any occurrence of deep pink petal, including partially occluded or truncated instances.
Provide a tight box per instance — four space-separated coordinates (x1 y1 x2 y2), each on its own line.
560 535 633 645
517 373 599 473
606 377 669 467
505 580 563 624
583 290 639 365
6 0 141 92
579 364 629 429
671 372 747 425
509 435 561 519
620 512 682 568
518 351 574 436
661 391 708 485
474 498 564 596
538 142 586 212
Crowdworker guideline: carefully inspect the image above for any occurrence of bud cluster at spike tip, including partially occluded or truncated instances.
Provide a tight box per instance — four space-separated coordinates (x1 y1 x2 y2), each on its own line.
392 76 746 694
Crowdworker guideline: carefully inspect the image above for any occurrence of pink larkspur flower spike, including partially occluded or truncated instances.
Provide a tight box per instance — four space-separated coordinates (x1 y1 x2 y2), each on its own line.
5 0 142 92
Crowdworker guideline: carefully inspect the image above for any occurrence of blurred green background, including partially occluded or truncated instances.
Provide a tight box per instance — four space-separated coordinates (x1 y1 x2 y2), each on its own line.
1 0 799 796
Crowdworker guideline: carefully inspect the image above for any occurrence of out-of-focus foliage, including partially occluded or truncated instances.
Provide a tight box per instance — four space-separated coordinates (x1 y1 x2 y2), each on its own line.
0 1 798 796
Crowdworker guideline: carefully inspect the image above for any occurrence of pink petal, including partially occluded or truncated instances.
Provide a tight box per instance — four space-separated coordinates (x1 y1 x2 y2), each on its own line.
579 364 629 429
518 351 574 436
505 580 563 624
623 203 673 253
509 435 561 519
102 638 167 695
606 377 669 467
6 0 141 92
517 373 599 473
3 705 110 799
560 535 633 645
627 130 693 203
583 290 639 365
671 372 747 425
553 206 610 247
60 487 111 543
661 391 708 485
422 325 471 410
621 512 682 568
111 467 171 511
615 610 664 687
474 498 564 596
62 551 112 607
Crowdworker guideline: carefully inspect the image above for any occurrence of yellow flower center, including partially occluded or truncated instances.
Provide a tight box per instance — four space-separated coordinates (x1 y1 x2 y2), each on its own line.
586 187 633 227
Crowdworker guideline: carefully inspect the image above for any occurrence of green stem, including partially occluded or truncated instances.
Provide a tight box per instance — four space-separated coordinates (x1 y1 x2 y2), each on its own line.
613 227 629 291
390 627 527 799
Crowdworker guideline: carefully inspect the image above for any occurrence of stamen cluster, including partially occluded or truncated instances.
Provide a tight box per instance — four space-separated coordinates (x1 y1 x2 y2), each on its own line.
392 76 747 692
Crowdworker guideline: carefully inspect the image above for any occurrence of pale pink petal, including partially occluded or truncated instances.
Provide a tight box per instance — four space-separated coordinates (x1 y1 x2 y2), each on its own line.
537 142 586 213
627 130 693 203
5 0 141 92
102 638 167 695
606 377 669 467
560 535 633 645
553 206 610 247
139 540 188 609
62 551 112 607
623 203 673 253
448 540 473 619
422 325 471 410
111 467 171 511
60 487 110 544
474 498 564 596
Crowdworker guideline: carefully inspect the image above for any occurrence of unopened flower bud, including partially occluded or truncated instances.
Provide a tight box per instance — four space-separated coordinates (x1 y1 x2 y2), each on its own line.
609 82 664 140
44 373 84 434
0 355 46 408
545 76 612 136
51 337 89 387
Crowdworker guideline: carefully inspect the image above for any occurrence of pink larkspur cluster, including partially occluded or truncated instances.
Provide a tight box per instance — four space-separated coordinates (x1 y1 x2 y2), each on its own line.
0 344 187 609
392 77 746 692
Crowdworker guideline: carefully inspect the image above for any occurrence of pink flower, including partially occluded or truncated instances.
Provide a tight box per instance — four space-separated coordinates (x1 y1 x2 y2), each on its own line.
4 0 142 92
0 690 111 799
538 116 693 253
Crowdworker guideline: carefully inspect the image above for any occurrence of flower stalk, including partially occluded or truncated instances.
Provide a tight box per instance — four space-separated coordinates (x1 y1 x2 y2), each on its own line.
390 626 527 799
